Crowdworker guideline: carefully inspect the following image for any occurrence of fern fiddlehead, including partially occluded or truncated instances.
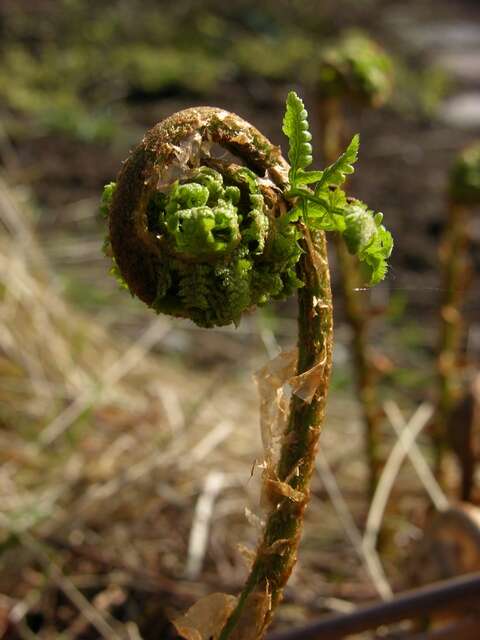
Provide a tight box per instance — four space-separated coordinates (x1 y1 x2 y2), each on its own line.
102 93 392 638
102 106 302 328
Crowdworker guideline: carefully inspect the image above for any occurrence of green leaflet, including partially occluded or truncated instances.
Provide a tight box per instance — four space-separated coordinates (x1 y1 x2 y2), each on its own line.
164 172 242 258
282 92 391 285
177 262 211 311
314 134 359 191
343 202 393 284
282 91 313 187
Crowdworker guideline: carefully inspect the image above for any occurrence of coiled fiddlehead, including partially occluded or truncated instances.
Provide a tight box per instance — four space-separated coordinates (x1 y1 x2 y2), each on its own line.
102 106 302 328
102 93 392 639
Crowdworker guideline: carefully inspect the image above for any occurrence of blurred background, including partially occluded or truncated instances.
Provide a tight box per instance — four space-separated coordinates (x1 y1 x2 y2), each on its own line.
0 0 479 638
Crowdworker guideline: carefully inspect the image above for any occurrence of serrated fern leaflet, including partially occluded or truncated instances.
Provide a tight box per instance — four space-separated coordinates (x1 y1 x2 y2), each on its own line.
314 134 359 192
282 91 392 284
282 91 314 187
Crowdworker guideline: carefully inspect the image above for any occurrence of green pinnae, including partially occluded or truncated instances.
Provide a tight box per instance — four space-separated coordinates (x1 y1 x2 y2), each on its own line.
164 180 241 258
166 182 210 210
343 200 393 284
167 204 240 257
100 182 116 219
343 201 378 254
191 167 229 204
156 167 268 260
282 92 393 285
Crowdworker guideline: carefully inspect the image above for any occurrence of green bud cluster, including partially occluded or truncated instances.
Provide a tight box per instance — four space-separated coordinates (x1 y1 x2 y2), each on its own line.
103 166 302 328
156 170 243 258
343 202 393 284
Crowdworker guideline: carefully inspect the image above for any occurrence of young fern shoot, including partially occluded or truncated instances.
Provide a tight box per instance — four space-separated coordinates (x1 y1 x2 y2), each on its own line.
435 142 480 492
102 91 392 639
314 32 394 499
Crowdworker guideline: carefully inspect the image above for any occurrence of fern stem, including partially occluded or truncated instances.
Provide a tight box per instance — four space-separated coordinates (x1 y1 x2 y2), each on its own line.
434 200 470 484
218 228 333 639
317 95 383 499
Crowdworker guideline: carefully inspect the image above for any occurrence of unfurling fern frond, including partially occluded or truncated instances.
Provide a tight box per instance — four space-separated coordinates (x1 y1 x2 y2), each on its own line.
344 202 393 284
282 95 391 285
102 92 393 640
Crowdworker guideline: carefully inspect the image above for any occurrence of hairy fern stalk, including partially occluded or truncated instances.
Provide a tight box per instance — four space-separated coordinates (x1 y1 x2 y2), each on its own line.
102 91 392 639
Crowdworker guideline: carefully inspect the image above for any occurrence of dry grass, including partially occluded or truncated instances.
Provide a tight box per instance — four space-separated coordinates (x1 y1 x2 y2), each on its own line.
0 176 264 637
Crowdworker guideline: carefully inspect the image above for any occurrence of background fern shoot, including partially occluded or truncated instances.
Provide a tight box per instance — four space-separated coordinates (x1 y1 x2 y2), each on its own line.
314 32 395 499
435 141 480 491
102 91 392 638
